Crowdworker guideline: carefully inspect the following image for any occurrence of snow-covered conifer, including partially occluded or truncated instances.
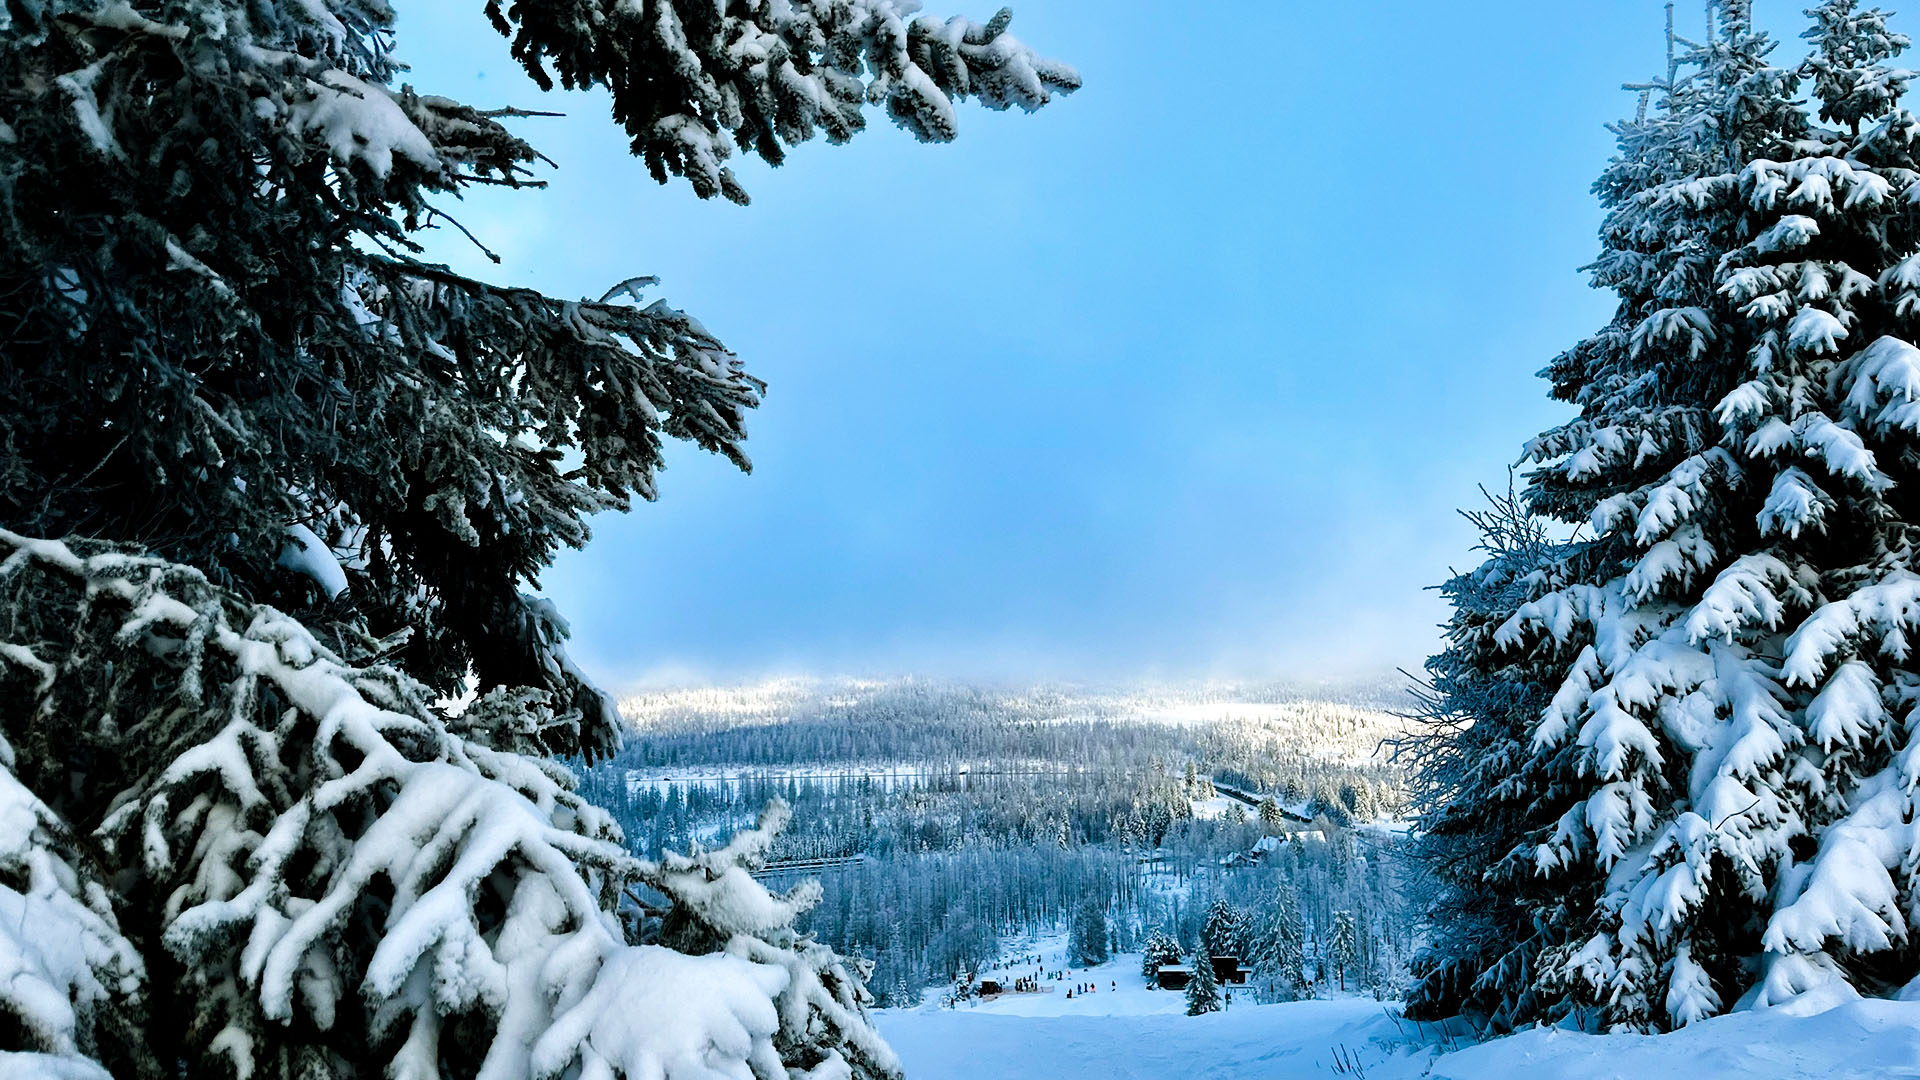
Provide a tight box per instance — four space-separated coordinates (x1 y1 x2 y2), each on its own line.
0 735 145 1079
1070 897 1110 967
1258 795 1288 832
1142 930 1184 982
1184 945 1221 1016
488 0 1080 204
1201 898 1249 960
1327 911 1360 993
0 0 1074 763
1415 0 1920 1031
0 535 900 1079
1250 887 1309 1003
1402 483 1575 1027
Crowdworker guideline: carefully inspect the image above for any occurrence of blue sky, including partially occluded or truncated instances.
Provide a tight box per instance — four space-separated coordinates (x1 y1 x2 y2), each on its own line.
401 3 1836 689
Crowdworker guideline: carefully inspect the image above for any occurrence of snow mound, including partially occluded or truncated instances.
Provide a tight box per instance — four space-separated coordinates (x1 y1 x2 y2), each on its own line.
1429 997 1920 1080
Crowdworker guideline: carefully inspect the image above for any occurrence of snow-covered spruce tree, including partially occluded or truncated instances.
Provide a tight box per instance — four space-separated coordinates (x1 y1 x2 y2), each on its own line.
1258 794 1287 832
0 727 146 1079
1249 885 1308 1003
1070 897 1110 967
1184 945 1220 1016
1327 911 1360 993
0 0 1075 1075
1201 898 1248 960
1141 930 1183 982
1418 0 1920 1031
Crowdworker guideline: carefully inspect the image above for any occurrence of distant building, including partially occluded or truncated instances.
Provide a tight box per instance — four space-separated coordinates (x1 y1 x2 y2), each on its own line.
1220 835 1289 868
1153 956 1249 990
977 979 1002 996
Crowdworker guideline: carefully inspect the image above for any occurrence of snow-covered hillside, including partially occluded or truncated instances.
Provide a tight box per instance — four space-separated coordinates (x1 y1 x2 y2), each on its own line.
878 951 1920 1080
619 676 1410 766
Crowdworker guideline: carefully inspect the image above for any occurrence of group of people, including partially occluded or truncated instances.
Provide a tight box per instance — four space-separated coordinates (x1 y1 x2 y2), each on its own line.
970 953 1127 1003
1063 980 1115 1000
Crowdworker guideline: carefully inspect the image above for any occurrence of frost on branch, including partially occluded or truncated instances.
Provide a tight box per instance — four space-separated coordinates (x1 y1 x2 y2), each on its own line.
0 534 893 1080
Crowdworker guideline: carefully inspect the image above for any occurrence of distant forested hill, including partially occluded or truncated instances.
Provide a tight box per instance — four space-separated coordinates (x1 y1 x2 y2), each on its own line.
612 676 1410 780
575 677 1419 1001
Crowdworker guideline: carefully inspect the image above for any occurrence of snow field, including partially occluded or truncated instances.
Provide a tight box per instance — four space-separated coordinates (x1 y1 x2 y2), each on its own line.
878 951 1920 1079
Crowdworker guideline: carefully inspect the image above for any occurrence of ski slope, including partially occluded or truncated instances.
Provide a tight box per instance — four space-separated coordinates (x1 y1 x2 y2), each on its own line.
876 952 1920 1080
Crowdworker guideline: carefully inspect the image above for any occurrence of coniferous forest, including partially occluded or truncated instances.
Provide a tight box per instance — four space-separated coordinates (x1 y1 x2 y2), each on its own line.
581 678 1415 1006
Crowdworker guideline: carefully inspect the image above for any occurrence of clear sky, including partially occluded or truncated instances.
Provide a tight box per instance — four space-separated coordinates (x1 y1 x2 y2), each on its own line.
400 2 1839 690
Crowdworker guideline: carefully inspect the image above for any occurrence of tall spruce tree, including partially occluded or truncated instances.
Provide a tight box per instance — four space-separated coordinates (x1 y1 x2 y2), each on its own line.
1202 898 1249 960
1258 794 1288 832
0 0 1075 1076
1327 911 1360 993
1249 885 1309 1003
1413 0 1920 1032
1184 945 1221 1016
1071 897 1111 967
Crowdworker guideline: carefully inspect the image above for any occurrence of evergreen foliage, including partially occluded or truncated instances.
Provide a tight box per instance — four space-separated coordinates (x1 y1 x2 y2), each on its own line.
1258 795 1288 832
0 727 145 1079
0 0 1075 1075
1184 944 1221 1016
1070 897 1111 967
1 0 1074 767
487 0 1080 204
1202 898 1250 960
1142 930 1184 981
1413 0 1920 1031
1327 911 1360 992
1401 485 1574 1027
1249 886 1309 1003
883 926 920 1009
0 535 893 1078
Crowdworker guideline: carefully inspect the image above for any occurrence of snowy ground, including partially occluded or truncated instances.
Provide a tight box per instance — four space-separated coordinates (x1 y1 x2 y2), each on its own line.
877 950 1920 1079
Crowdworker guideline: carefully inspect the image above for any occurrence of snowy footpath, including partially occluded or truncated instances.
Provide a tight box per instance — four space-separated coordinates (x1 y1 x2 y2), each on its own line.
876 952 1920 1079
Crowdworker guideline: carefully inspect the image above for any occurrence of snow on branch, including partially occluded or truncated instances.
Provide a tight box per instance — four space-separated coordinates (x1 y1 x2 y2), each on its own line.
1783 571 1920 687
0 736 143 1074
0 533 895 1080
488 0 1080 203
639 801 903 1079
